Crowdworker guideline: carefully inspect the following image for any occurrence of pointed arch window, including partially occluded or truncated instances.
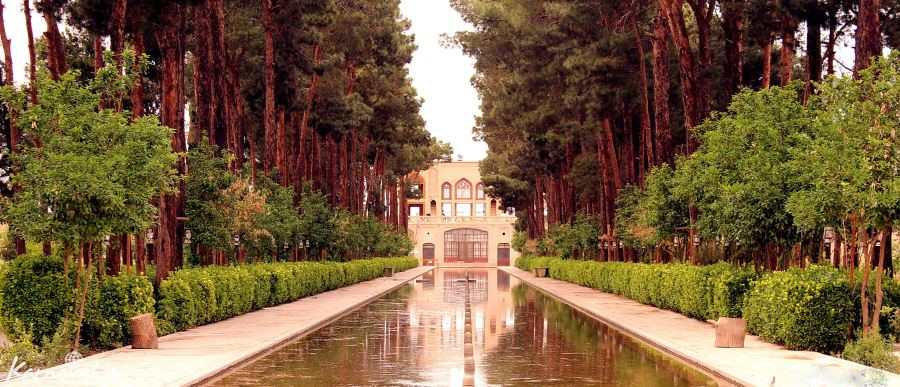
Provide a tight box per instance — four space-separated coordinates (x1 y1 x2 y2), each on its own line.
442 182 452 199
456 179 472 199
475 182 485 199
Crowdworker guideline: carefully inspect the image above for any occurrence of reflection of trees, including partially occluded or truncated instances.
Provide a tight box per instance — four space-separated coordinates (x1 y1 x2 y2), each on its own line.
481 284 716 386
211 284 428 386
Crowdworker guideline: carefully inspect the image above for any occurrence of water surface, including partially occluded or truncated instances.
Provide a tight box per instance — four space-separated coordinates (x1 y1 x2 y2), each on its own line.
208 269 720 386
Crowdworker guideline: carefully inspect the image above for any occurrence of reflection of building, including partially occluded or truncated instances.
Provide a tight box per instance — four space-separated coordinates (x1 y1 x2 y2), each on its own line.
406 162 519 267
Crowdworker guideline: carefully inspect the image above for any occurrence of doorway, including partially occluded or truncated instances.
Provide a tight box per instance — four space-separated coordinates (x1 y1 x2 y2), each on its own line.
444 228 488 263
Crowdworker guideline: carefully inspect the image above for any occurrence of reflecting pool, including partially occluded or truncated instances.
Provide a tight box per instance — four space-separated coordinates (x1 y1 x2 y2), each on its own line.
207 269 722 386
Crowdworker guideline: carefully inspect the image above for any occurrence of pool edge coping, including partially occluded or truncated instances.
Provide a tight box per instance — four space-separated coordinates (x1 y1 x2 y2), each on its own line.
183 265 435 387
500 266 749 387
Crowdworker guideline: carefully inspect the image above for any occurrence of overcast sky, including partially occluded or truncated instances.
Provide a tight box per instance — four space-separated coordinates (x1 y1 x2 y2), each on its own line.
399 0 486 162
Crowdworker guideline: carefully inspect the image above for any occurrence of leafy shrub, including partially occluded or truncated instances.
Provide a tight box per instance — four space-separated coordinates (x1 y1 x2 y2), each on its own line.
842 331 900 373
742 266 854 352
156 257 418 335
523 258 754 321
0 253 71 344
0 318 78 369
82 274 155 348
712 268 760 318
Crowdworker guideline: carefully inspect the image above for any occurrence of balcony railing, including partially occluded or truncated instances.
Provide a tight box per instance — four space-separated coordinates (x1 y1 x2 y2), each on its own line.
408 215 516 225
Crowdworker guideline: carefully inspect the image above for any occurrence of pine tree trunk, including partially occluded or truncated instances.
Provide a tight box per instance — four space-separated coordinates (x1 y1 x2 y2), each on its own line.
262 0 276 173
722 0 743 98
779 14 798 86
761 36 772 88
634 20 652 180
155 6 187 285
660 0 700 150
23 0 37 104
854 0 882 75
651 8 672 166
110 0 127 71
41 7 67 80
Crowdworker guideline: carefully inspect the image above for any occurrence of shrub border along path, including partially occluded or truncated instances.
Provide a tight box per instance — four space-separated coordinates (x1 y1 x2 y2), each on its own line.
501 266 900 387
6 264 433 387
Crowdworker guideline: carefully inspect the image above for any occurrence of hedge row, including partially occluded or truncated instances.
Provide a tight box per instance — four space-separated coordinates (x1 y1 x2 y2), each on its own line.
0 252 154 348
515 256 756 320
156 257 418 334
516 256 900 353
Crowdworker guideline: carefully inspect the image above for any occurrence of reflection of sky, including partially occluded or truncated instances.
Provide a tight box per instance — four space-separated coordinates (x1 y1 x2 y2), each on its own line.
212 268 715 386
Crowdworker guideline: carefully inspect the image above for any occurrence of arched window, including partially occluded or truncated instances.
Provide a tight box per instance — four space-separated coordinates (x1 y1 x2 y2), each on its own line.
476 182 485 199
455 179 472 199
442 182 452 199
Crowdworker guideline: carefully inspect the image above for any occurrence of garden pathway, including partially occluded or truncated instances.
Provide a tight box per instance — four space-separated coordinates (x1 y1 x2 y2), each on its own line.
502 267 900 387
2 265 434 386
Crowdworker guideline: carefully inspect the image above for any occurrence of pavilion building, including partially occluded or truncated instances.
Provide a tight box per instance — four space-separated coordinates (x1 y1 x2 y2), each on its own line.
406 161 519 267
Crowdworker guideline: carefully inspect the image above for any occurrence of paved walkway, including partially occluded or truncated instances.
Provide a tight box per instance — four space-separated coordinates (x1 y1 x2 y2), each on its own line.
3 266 433 386
502 267 900 387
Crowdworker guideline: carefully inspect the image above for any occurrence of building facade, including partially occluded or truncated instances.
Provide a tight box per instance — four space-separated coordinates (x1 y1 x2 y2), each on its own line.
406 161 519 267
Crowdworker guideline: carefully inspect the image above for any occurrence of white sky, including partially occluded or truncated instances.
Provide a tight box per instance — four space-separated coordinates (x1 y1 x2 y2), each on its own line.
2 2 47 85
399 0 486 162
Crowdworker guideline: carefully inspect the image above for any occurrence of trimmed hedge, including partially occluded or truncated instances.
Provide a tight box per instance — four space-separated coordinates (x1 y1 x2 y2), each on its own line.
518 256 900 353
83 274 155 348
742 266 854 353
0 253 71 343
0 252 154 348
516 256 756 320
156 257 418 335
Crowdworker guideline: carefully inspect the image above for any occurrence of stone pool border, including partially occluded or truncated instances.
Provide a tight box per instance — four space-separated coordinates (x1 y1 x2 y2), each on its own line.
3 265 434 387
501 266 900 387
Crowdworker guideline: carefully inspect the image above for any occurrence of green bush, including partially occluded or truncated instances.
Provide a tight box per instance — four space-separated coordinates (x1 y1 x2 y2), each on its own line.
842 331 900 373
742 266 854 352
0 253 71 344
156 257 418 335
523 257 754 321
82 274 155 348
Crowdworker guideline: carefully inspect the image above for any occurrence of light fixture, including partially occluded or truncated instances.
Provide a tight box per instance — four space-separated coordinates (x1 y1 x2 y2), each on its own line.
823 226 835 243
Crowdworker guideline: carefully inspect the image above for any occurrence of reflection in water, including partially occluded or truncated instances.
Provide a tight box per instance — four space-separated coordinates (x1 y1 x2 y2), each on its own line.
207 269 720 386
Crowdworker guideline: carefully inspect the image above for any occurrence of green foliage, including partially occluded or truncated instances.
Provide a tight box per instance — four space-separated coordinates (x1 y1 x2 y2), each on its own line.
156 257 418 335
742 266 855 352
511 231 530 256
82 274 155 348
0 317 78 370
185 138 237 254
0 253 71 344
518 257 755 321
542 213 601 258
842 331 900 373
617 166 688 248
0 59 177 247
0 252 155 348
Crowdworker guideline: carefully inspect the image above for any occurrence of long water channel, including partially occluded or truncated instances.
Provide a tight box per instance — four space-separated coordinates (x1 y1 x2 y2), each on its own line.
207 268 721 386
